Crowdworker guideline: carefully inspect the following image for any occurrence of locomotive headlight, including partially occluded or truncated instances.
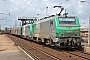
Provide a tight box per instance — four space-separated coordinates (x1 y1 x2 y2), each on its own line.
75 30 78 33
75 33 79 36
75 30 79 36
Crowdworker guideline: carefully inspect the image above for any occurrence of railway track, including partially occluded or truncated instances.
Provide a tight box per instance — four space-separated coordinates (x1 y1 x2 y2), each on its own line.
7 34 61 60
7 34 90 60
65 51 90 60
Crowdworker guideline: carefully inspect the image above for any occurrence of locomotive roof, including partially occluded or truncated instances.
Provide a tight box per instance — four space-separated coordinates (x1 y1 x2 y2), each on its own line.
40 15 77 20
33 15 78 24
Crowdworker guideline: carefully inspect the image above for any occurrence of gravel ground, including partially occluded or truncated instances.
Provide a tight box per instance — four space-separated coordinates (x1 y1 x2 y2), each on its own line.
0 35 33 60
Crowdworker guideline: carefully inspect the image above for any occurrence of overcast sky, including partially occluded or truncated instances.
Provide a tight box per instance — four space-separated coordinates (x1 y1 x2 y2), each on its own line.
0 0 90 29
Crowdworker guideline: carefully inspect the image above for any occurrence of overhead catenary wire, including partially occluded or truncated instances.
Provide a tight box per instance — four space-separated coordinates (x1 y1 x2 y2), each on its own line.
9 0 29 22
38 0 70 17
43 0 78 17
23 0 29 6
12 0 34 20
16 0 29 15
2 0 11 22
35 0 59 17
14 0 58 19
18 0 34 15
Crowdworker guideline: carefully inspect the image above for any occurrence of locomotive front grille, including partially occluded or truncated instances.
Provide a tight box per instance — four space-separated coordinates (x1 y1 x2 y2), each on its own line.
64 33 75 36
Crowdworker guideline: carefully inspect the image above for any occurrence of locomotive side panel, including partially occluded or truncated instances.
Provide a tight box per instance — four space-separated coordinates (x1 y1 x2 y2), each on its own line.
40 21 50 38
34 19 54 39
22 26 25 37
25 25 30 37
17 27 22 36
30 24 33 37
34 22 41 38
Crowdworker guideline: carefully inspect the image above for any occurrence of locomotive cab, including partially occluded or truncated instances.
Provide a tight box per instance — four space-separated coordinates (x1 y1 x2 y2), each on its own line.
53 16 84 48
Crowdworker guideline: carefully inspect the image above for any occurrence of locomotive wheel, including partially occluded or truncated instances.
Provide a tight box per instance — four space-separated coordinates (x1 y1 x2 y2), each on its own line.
36 37 38 42
70 40 74 46
71 39 77 46
41 38 44 42
46 39 53 45
66 40 69 46
48 39 53 45
78 42 81 45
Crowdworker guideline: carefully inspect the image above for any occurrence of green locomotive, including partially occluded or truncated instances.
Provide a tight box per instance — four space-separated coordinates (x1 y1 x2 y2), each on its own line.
32 15 83 48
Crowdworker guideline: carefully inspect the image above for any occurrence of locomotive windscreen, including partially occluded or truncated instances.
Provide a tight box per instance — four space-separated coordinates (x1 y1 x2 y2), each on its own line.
59 17 76 26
